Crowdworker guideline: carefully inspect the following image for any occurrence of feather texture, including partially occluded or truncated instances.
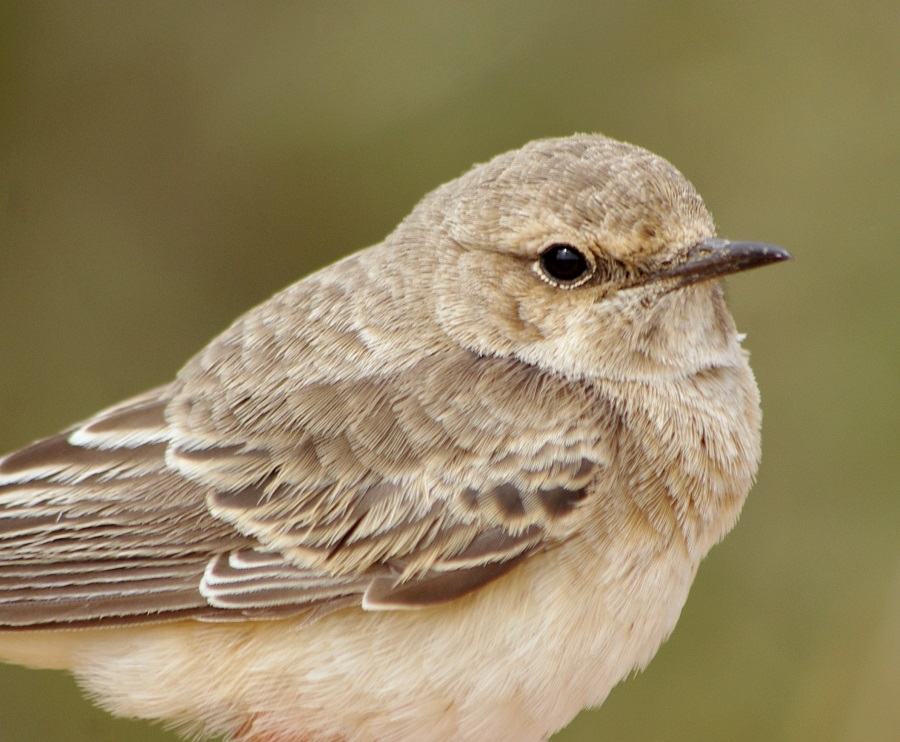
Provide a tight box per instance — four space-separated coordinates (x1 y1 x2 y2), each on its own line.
0 343 611 626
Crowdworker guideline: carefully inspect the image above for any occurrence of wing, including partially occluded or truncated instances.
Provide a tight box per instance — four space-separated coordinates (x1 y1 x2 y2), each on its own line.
0 387 246 626
172 347 613 612
0 280 614 629
0 386 388 627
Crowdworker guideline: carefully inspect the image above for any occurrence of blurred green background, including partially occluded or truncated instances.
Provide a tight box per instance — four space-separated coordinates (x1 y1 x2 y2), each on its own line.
0 2 897 741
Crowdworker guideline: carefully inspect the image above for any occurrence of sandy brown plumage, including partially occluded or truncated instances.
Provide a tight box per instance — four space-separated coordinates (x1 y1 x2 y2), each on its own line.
0 133 788 741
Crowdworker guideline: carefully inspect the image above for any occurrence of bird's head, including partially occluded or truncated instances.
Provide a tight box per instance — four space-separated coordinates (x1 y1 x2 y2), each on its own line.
387 134 789 383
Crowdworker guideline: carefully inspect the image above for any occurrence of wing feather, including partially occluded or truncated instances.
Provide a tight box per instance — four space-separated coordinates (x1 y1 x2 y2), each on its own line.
0 389 248 627
0 315 613 627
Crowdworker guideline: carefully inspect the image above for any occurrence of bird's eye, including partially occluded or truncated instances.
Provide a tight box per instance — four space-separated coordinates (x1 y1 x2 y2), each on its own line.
539 244 591 285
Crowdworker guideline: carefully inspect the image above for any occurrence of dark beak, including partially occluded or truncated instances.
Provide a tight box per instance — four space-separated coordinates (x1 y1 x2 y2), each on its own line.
654 238 792 287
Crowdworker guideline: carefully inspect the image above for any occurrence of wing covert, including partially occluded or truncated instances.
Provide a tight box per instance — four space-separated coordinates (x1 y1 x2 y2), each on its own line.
171 343 613 608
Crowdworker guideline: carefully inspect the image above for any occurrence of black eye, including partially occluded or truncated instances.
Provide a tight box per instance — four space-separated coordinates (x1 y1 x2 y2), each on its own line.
539 244 590 284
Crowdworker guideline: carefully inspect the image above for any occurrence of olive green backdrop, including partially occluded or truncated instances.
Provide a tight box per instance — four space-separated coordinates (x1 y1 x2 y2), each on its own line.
0 3 897 741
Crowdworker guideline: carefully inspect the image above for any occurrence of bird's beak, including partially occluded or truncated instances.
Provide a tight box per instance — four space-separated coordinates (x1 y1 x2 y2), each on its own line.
653 238 792 287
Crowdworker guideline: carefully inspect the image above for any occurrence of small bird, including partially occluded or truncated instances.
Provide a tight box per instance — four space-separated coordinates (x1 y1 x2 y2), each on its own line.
0 134 789 742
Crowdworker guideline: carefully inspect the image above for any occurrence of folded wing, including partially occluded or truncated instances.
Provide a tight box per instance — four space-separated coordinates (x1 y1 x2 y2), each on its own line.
0 317 612 629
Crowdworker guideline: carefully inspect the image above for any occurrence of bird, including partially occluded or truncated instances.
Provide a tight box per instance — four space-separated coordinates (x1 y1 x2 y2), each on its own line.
0 133 789 742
